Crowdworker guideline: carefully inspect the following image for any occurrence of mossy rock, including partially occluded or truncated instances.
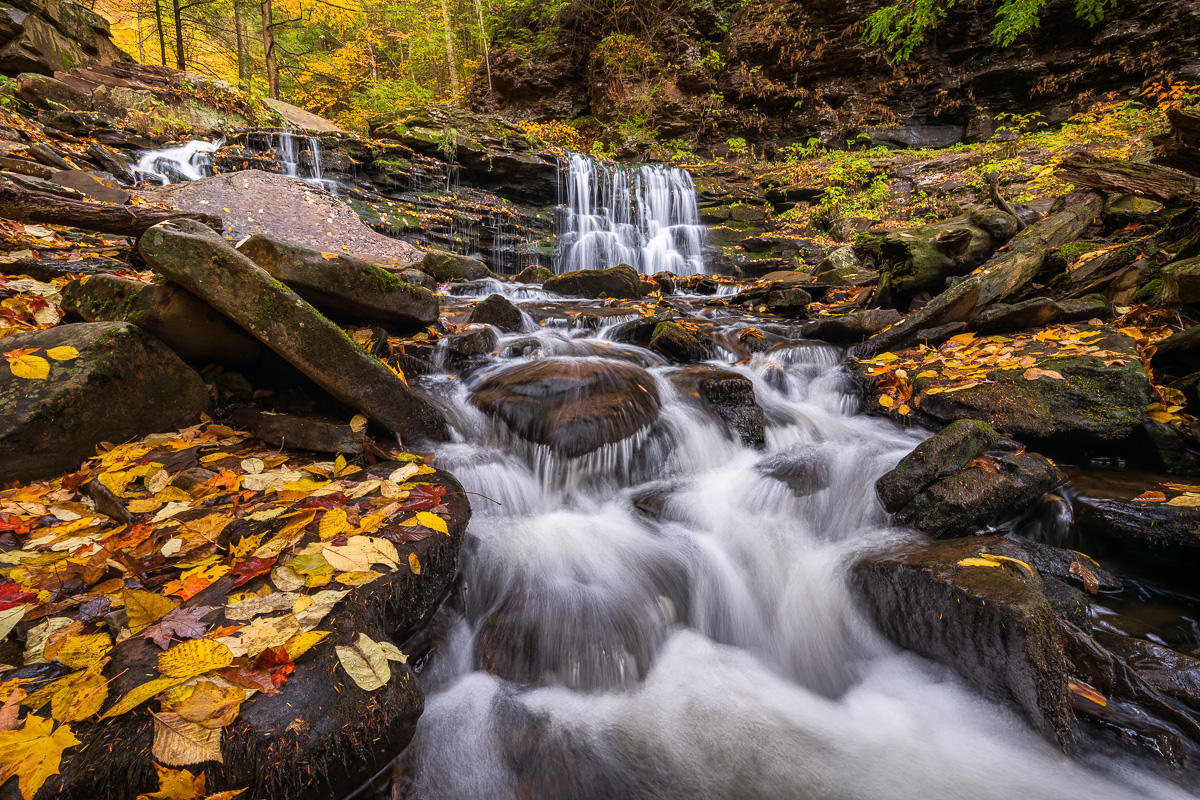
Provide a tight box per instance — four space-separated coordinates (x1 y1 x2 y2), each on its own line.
543 264 645 299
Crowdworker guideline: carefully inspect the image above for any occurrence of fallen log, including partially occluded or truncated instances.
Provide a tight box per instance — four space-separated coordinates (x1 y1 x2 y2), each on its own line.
1056 152 1200 206
0 177 222 235
856 193 1103 357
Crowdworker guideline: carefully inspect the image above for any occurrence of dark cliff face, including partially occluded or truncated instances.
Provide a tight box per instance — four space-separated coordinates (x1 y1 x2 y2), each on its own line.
472 0 1200 151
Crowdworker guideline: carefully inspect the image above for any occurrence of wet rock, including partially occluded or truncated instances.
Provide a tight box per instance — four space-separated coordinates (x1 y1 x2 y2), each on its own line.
668 365 766 447
237 234 438 327
893 451 1066 538
0 321 210 483
1022 542 1122 593
852 535 1074 744
61 274 261 364
0 254 129 281
1163 256 1200 303
765 285 813 316
649 321 709 363
1095 632 1200 714
812 246 875 286
756 448 831 496
468 293 523 332
50 462 470 800
1151 323 1200 376
1060 622 1200 765
800 309 902 342
469 357 661 458
229 408 363 455
422 249 494 282
867 125 965 150
212 371 253 402
399 268 435 290
37 109 115 136
514 265 553 284
543 264 645 299
1072 495 1200 566
1138 416 1200 475
876 419 1000 513
970 295 1111 334
912 325 1151 443
139 219 447 441
444 326 498 360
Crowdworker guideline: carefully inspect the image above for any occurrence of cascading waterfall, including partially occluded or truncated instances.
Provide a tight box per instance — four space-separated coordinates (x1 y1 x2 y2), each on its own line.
133 139 221 184
278 131 300 178
556 152 708 275
392 294 1193 800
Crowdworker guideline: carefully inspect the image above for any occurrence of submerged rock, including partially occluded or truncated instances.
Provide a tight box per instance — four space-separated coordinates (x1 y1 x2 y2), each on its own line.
648 321 709 363
61 274 261 364
0 321 210 483
469 357 661 458
668 365 766 447
237 234 438 327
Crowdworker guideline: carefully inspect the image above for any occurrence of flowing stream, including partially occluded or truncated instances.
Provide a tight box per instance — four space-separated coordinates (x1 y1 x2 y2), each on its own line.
556 153 708 276
394 288 1193 800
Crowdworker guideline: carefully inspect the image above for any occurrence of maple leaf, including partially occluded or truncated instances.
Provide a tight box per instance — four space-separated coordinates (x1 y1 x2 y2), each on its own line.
136 763 245 800
142 605 218 649
228 557 276 589
0 584 35 612
394 484 446 511
0 714 80 800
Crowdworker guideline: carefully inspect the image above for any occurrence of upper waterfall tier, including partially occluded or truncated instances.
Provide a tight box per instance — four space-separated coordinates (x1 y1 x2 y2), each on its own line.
556 153 708 276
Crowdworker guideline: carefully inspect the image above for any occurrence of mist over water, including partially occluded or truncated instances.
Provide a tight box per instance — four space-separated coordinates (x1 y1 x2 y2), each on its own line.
401 315 1196 800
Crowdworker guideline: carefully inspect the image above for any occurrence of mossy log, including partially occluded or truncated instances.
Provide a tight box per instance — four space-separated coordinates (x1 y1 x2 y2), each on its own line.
857 193 1103 357
1056 153 1200 206
0 177 223 235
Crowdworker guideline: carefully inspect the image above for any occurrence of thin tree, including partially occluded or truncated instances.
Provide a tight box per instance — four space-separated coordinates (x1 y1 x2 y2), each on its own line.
172 0 186 69
438 0 459 94
154 0 168 65
262 0 279 98
234 0 251 91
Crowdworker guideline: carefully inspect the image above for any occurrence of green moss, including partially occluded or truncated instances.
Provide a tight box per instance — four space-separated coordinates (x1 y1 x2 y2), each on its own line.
367 266 405 293
854 232 887 260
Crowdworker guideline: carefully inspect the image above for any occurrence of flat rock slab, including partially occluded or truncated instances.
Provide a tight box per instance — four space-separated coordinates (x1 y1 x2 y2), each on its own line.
261 98 345 132
0 321 210 483
149 170 424 267
138 219 446 442
237 234 438 327
61 274 262 364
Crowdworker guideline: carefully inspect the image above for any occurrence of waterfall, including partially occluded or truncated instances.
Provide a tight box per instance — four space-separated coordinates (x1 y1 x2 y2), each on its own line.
307 135 324 183
556 153 708 276
133 139 221 184
278 131 300 178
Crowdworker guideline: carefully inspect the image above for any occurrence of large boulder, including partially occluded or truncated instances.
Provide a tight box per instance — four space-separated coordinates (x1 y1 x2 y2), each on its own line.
0 321 209 483
969 295 1111 334
0 428 470 800
800 309 902 342
138 219 446 442
0 0 129 76
236 234 438 327
150 171 424 266
852 536 1074 744
543 264 644 299
876 419 999 512
467 293 523 332
469 357 661 458
61 274 261 364
422 249 494 282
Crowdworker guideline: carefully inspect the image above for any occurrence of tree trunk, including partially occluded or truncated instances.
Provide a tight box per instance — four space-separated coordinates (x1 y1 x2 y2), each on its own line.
234 0 251 92
0 179 224 236
856 193 1104 358
1056 152 1200 206
471 0 491 93
136 5 145 63
261 0 278 99
439 0 459 95
154 0 167 66
171 0 185 70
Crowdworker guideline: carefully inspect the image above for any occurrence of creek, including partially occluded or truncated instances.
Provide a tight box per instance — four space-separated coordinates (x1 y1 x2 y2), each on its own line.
385 284 1193 800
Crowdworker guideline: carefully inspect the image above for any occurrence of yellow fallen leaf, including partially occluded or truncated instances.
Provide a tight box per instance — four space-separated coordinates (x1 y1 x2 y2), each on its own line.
0 714 79 800
404 511 449 536
6 353 48 380
408 553 421 575
53 633 112 670
318 508 349 540
283 630 329 661
102 676 185 719
957 557 1001 569
158 639 235 679
124 589 180 635
1167 494 1200 508
44 346 78 361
